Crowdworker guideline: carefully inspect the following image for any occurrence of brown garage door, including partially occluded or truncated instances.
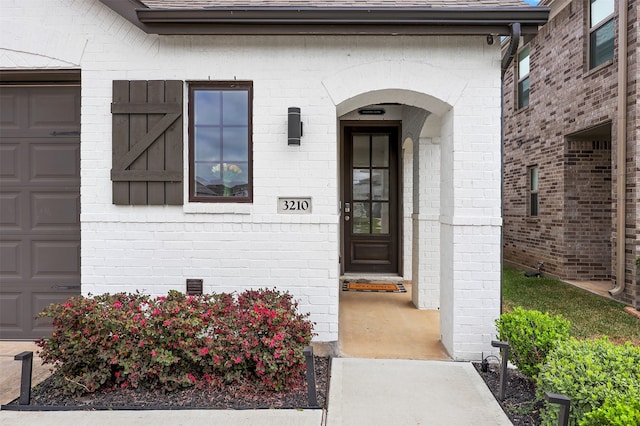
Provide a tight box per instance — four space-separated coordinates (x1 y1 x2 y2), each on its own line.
0 84 81 340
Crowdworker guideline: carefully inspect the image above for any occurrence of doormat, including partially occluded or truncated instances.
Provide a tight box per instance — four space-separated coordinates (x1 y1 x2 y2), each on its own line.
342 281 406 293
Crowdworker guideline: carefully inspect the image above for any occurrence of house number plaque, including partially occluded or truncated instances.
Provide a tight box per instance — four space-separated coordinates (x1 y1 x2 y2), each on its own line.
278 197 312 214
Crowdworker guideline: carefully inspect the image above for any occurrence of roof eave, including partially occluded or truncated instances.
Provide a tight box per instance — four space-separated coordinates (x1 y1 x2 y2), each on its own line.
99 1 549 36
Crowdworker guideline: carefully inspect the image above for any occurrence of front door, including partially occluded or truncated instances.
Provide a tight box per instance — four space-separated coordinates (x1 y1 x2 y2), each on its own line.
342 124 400 274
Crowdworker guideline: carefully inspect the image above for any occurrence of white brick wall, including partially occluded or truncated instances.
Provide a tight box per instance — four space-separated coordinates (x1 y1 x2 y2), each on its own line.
3 0 503 357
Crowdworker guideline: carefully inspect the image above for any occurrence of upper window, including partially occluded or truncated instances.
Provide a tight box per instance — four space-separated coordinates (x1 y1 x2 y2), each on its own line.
517 47 530 109
189 82 252 203
529 166 539 217
589 0 615 69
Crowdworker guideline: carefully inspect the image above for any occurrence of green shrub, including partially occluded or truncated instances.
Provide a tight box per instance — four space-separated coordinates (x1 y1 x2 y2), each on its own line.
579 390 640 426
537 338 640 426
496 307 570 379
37 289 314 396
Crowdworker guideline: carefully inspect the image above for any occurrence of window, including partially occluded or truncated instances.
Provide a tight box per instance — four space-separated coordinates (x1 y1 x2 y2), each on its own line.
517 47 530 109
189 82 252 202
529 166 539 217
589 0 615 69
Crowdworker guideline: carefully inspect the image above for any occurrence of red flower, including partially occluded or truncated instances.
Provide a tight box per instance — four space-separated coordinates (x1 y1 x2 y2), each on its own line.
187 373 196 383
199 347 209 356
113 300 122 309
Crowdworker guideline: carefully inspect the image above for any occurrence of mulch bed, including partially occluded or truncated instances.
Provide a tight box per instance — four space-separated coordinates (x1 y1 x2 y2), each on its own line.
473 362 543 425
4 357 329 411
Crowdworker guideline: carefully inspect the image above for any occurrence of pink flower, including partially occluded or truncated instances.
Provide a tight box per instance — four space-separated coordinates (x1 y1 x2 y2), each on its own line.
113 300 122 309
151 350 157 357
199 347 209 356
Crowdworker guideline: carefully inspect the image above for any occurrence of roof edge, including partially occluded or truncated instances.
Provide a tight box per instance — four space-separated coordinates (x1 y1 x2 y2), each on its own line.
99 1 549 36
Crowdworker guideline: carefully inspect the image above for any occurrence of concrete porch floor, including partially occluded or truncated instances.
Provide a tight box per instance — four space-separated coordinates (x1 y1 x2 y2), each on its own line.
339 283 450 360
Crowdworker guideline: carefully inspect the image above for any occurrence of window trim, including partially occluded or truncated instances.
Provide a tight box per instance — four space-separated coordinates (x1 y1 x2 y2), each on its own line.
528 165 539 217
516 45 530 110
188 81 253 203
588 0 615 70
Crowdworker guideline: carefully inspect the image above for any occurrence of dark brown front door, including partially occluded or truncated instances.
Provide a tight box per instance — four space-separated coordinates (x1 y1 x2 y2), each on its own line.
0 84 81 339
342 124 400 274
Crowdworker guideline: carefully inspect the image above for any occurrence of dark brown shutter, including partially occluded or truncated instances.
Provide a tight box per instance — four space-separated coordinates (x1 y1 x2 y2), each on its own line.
111 80 183 205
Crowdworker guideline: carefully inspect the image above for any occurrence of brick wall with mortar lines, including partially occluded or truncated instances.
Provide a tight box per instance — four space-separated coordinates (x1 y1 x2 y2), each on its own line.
503 0 640 307
3 0 506 353
564 140 612 279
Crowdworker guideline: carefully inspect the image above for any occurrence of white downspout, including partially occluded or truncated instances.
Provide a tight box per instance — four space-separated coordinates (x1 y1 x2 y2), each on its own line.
610 0 628 296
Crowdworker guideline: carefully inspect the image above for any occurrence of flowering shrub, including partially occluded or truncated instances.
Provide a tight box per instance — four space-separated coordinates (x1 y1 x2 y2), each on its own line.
36 289 314 396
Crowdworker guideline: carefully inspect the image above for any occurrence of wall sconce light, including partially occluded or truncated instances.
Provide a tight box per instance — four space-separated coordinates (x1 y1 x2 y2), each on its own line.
288 107 302 145
357 107 385 116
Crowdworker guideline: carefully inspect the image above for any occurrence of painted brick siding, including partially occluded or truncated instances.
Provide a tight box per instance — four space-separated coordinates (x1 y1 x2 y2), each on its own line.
503 0 639 307
3 0 505 358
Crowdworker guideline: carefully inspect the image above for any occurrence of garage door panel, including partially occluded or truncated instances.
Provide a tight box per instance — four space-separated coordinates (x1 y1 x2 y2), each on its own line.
0 240 21 276
0 91 21 131
31 143 79 180
32 192 80 229
0 292 21 329
29 91 80 130
32 241 80 276
0 192 22 230
0 144 20 181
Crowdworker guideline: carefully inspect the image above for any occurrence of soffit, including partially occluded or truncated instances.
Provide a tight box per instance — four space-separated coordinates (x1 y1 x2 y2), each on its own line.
142 1 532 7
99 0 549 35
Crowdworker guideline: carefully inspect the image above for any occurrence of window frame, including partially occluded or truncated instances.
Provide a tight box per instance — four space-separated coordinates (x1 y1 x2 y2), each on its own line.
588 0 615 70
516 46 530 110
188 81 253 203
528 165 539 217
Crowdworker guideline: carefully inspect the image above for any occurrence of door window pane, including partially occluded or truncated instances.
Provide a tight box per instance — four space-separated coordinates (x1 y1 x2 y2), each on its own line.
371 202 389 234
353 169 370 200
352 135 370 167
371 170 389 200
371 135 389 167
352 202 370 234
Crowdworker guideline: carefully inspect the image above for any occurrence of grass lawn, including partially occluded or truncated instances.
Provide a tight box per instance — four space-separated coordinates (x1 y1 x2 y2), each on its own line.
502 267 640 345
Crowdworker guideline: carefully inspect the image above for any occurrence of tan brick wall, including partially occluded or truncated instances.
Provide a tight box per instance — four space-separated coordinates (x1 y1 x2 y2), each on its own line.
503 0 639 307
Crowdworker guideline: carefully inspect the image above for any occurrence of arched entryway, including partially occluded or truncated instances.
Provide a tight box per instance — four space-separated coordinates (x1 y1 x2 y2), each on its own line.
334 90 452 359
324 57 503 361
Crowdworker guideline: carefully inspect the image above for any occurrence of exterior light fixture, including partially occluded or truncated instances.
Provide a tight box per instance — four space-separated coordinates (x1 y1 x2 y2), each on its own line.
288 107 302 145
357 108 385 115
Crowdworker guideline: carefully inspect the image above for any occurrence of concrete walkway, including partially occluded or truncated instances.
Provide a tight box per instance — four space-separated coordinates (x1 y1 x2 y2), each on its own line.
0 355 510 426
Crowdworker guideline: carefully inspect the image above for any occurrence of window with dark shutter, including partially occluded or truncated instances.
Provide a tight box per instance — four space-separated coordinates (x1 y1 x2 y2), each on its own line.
111 80 183 205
